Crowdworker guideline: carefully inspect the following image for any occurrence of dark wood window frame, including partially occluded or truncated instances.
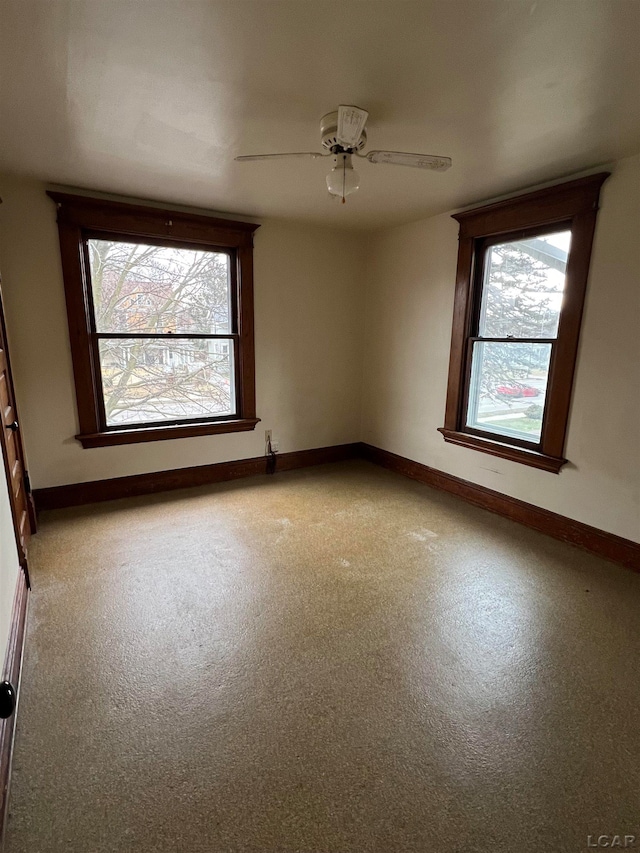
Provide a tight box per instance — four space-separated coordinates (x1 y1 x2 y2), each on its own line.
439 173 609 473
48 192 260 448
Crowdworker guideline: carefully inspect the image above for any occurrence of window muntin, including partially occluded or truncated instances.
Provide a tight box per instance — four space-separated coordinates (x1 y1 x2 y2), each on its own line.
87 239 238 429
465 228 570 446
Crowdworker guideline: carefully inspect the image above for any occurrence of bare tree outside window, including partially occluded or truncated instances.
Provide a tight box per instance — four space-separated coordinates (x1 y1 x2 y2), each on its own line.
88 240 236 427
466 231 570 443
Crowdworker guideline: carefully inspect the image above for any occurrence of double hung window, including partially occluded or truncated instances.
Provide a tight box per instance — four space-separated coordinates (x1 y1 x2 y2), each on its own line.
49 192 260 447
439 173 608 472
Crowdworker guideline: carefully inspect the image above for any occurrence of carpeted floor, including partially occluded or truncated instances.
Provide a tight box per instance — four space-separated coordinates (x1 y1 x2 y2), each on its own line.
4 460 639 852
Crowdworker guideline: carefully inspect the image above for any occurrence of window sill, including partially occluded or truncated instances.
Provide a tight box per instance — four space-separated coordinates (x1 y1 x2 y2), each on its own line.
77 418 261 448
437 428 566 473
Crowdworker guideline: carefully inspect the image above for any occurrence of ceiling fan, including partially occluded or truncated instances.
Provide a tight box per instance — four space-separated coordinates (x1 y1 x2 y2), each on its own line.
235 105 452 203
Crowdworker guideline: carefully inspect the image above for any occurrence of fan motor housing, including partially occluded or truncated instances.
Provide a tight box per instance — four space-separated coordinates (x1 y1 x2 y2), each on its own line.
320 111 367 152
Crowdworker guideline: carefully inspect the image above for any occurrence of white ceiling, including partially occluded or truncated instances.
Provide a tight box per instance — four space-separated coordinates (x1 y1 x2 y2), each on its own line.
1 0 639 230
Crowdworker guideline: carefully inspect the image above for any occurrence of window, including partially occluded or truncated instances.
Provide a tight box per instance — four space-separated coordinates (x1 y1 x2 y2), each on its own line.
439 173 609 472
49 192 260 447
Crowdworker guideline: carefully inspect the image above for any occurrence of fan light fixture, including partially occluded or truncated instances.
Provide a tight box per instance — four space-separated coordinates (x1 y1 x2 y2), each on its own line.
326 153 360 203
235 105 452 205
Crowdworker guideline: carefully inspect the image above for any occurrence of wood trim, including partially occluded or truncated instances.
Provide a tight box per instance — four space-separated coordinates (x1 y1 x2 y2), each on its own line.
54 221 103 437
442 172 610 469
443 234 475 429
47 191 259 244
33 443 361 510
359 443 640 571
48 191 260 446
77 417 260 448
237 239 257 420
0 567 29 842
541 206 599 458
0 280 36 568
437 428 566 473
452 173 610 238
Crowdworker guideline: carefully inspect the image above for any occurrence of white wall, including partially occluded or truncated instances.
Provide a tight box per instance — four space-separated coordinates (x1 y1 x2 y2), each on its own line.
361 154 640 543
0 176 365 489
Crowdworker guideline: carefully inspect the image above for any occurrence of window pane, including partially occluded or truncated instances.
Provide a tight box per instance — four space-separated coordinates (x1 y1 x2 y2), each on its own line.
466 341 552 443
478 231 571 339
98 338 235 426
88 240 232 334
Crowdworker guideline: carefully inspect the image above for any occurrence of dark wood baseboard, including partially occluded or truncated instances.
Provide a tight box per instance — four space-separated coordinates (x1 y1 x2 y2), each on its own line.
0 566 29 842
33 440 639 570
33 443 361 511
359 443 640 571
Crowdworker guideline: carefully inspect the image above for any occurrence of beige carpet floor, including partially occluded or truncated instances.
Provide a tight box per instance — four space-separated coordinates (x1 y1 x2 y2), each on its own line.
4 460 639 852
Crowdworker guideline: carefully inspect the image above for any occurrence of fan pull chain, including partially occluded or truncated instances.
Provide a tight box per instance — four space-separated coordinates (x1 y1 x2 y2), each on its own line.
342 155 346 204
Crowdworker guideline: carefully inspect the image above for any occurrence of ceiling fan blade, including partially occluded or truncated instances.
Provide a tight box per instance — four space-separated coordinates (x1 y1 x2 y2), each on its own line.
235 152 327 162
364 151 452 171
336 105 369 148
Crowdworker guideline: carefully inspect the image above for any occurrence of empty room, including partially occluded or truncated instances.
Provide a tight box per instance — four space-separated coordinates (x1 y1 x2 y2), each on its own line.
0 1 638 851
